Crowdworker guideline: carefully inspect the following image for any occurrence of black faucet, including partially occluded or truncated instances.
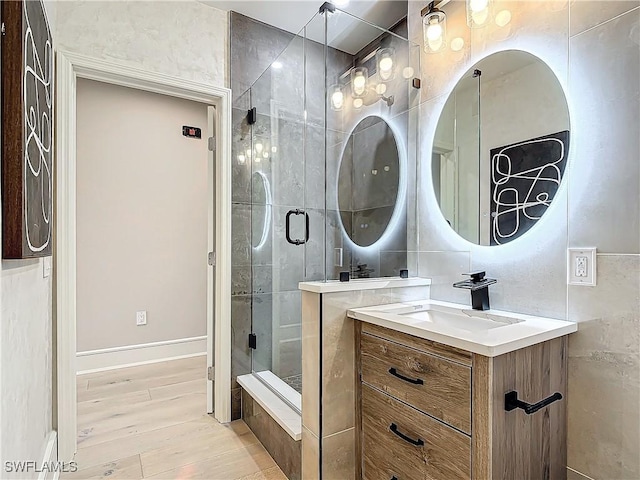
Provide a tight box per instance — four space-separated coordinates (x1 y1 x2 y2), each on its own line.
453 271 497 311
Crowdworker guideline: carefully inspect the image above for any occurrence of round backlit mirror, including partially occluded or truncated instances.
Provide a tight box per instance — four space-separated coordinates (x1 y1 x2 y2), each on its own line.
432 50 570 246
338 116 401 247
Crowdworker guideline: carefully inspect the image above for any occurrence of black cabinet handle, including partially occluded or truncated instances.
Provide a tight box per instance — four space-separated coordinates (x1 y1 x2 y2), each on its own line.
505 390 563 415
391 477 398 480
389 423 424 446
388 367 424 385
285 209 309 246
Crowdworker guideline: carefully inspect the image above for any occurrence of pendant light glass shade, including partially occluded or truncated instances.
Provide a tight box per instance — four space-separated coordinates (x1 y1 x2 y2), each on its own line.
422 7 447 53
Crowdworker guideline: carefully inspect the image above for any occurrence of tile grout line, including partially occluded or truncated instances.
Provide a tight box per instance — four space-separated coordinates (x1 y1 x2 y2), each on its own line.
570 5 640 39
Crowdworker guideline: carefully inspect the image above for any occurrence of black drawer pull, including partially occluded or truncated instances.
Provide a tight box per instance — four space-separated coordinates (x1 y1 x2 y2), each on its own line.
388 367 423 385
389 423 424 446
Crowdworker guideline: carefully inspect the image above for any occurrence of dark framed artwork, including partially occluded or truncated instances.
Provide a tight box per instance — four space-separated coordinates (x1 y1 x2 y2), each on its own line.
490 130 570 246
1 0 53 259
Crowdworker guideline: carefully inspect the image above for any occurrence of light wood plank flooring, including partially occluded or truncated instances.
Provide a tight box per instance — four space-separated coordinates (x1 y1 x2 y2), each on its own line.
66 356 286 480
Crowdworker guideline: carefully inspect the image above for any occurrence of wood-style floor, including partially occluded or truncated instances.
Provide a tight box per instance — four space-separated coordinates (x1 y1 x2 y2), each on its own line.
66 356 286 480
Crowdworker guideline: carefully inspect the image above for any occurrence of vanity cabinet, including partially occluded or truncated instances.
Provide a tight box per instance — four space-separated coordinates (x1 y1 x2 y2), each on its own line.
356 322 568 480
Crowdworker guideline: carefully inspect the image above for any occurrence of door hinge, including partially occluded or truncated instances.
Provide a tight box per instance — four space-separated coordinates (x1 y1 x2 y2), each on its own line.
247 107 257 125
1 23 6 36
208 136 216 152
248 333 257 350
207 366 214 381
208 251 216 266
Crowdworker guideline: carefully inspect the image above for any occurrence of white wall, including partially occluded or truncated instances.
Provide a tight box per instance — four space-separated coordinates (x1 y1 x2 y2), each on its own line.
0 0 228 473
55 1 228 87
0 262 53 478
76 79 209 352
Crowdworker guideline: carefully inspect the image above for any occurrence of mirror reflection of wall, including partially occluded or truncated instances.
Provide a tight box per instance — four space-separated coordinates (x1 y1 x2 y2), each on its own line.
432 50 570 246
338 116 401 249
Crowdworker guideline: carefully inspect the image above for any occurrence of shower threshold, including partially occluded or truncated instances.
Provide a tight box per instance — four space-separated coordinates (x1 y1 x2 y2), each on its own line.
253 370 301 412
237 373 302 441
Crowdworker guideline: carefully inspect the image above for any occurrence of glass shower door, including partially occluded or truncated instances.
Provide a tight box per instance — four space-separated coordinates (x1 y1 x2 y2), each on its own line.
249 33 308 406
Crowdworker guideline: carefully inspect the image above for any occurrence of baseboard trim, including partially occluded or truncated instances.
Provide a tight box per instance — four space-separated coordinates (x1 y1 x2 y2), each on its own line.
37 431 57 480
76 336 207 374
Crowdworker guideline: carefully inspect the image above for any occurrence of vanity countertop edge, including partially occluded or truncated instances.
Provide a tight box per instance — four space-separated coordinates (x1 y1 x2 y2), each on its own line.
298 277 431 294
348 299 577 357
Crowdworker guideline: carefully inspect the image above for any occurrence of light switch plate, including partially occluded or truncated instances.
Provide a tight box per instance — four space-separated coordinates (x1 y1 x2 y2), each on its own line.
568 248 597 286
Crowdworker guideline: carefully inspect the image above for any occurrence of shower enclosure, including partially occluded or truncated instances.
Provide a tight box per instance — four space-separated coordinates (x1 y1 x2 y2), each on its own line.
233 4 420 412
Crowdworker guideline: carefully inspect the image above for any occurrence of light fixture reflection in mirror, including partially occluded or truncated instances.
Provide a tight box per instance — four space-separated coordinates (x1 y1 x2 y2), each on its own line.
467 0 492 28
351 67 368 97
376 48 395 81
330 84 344 110
431 50 570 246
451 37 465 52
495 9 512 27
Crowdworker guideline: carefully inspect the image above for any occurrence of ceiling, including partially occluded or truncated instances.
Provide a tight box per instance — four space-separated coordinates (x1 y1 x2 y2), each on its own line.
200 0 409 54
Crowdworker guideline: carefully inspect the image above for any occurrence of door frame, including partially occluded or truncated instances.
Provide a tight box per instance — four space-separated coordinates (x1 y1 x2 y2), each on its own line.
55 50 232 461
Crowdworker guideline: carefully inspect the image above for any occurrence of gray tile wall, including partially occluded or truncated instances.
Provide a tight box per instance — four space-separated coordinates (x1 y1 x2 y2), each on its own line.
408 2 640 477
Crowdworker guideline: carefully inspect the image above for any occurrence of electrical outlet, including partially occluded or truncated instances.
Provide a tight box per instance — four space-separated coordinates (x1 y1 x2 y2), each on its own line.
568 248 597 286
575 256 588 277
136 311 147 326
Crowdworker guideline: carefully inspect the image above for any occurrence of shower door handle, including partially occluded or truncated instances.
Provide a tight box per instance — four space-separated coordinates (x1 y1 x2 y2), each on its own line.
285 209 309 246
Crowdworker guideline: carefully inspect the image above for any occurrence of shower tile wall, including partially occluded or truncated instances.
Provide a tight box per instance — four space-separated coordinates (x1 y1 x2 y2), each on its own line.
407 2 640 478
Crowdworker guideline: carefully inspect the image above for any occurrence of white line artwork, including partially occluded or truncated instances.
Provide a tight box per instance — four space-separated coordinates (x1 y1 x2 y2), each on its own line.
23 0 53 253
490 131 569 245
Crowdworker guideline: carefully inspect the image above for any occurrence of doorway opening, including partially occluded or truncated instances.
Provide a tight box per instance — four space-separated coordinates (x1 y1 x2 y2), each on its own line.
55 52 233 462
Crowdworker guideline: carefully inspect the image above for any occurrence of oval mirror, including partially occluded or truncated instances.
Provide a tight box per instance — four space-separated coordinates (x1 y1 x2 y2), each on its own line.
338 116 401 247
432 50 570 246
252 171 271 250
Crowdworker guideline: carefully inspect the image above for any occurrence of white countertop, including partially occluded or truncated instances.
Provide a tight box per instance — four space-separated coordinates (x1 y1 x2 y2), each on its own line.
348 299 577 357
298 277 431 294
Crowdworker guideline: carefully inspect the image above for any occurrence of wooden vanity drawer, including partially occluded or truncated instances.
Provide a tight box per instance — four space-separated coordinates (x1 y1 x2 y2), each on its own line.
361 383 471 480
362 323 472 366
361 332 471 434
